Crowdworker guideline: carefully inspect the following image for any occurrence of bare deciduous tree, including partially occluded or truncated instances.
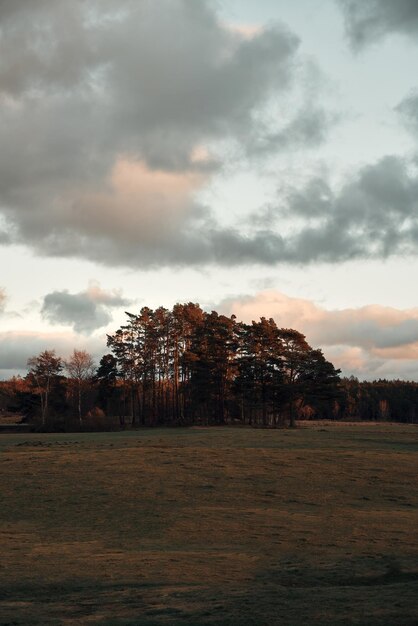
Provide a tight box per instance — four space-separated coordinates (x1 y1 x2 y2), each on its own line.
65 350 95 424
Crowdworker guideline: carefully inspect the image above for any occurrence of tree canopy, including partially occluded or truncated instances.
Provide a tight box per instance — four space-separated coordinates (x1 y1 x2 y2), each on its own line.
106 304 341 427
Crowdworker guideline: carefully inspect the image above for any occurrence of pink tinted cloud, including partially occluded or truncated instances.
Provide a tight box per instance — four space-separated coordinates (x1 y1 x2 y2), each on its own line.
0 329 105 375
70 157 207 244
219 290 418 379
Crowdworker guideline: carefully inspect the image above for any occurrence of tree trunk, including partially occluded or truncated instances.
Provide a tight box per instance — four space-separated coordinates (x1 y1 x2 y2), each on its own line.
131 384 136 426
289 396 296 428
78 384 82 425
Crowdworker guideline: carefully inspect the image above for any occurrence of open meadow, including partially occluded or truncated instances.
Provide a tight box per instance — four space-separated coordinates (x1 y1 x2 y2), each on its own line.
1 424 418 625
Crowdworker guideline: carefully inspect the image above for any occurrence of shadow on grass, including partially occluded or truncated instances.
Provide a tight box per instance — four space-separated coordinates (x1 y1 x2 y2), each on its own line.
2 563 418 626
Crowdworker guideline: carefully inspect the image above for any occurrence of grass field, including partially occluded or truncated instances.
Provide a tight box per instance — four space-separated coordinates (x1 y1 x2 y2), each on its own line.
0 423 418 625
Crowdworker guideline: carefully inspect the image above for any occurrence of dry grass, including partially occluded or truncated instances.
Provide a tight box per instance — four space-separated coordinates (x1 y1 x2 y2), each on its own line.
0 424 417 625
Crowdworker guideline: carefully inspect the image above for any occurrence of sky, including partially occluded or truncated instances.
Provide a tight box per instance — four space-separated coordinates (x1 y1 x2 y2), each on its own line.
1 0 418 380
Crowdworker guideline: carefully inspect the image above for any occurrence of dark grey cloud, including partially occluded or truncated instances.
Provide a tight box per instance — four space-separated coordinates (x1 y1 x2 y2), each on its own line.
277 155 418 263
0 0 337 269
41 283 131 333
338 0 418 49
397 92 418 137
248 106 335 156
9 152 417 269
0 0 299 171
235 155 417 265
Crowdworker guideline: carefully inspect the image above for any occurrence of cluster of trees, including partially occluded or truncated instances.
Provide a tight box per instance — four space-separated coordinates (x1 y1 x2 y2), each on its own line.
0 350 97 428
104 304 341 427
1 303 418 430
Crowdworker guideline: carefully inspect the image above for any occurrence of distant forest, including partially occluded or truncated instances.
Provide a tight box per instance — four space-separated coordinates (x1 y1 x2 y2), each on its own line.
1 303 418 430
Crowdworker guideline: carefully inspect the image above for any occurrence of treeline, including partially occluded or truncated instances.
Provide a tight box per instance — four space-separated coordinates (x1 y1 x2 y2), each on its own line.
335 377 418 423
0 303 417 429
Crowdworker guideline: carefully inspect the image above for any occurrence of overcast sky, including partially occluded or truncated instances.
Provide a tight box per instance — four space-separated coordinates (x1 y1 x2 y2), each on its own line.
1 0 418 380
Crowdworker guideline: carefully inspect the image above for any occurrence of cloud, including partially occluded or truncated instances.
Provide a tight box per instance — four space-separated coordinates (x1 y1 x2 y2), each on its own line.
22 151 416 268
248 106 336 156
218 290 418 380
397 92 418 138
271 154 418 263
0 0 338 269
0 0 300 167
0 288 6 312
0 287 21 320
337 0 418 49
41 282 131 333
0 0 408 270
0 329 105 378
